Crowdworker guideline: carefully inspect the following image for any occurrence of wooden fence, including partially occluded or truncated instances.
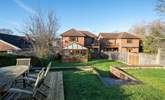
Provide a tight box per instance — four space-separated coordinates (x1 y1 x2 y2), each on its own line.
128 53 139 65
104 48 165 66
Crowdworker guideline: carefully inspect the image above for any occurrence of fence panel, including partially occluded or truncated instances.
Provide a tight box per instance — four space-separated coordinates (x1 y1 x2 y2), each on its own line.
118 52 128 64
103 48 165 66
139 53 157 65
158 48 165 66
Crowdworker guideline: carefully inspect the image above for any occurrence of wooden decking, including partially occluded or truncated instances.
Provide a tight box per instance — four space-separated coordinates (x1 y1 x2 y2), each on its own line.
46 71 65 100
1 71 65 100
0 65 28 93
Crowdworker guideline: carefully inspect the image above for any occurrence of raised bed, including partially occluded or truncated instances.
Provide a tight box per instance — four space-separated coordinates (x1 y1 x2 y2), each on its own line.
110 67 141 83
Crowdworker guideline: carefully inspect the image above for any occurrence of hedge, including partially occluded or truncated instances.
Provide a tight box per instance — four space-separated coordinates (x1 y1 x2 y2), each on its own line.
0 53 49 67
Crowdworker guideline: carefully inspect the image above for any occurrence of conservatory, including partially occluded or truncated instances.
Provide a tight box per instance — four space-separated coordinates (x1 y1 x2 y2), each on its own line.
62 42 88 62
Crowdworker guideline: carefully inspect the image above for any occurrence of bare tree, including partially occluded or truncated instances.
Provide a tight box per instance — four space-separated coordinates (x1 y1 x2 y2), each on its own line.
143 20 165 53
23 11 60 58
156 0 165 14
129 23 146 38
130 19 165 53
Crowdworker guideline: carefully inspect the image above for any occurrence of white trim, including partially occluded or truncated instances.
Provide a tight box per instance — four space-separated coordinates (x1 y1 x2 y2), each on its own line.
0 40 21 50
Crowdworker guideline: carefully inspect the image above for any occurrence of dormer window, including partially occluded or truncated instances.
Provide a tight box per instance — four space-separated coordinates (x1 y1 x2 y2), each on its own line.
70 37 78 42
127 39 132 43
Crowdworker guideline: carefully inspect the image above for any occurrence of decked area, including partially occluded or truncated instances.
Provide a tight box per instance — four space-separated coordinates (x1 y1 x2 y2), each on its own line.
0 71 65 100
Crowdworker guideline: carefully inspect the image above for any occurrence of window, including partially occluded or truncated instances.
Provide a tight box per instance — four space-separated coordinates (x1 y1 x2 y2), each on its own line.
127 39 132 43
127 48 133 52
70 37 78 42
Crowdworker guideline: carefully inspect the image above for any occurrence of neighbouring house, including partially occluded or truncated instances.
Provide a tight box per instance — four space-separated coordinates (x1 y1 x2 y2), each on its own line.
61 28 98 62
0 33 33 53
98 32 140 53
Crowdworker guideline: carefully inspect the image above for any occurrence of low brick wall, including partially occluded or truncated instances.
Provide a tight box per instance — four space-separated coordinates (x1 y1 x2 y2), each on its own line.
110 67 138 81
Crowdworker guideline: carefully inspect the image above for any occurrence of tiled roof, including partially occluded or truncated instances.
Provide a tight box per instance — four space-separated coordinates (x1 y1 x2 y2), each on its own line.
99 33 120 39
61 28 85 37
79 31 97 38
99 32 140 39
61 28 96 38
0 33 33 50
118 32 140 39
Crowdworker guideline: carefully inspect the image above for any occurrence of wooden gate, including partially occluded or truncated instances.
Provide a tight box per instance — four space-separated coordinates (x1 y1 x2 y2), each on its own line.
128 53 139 65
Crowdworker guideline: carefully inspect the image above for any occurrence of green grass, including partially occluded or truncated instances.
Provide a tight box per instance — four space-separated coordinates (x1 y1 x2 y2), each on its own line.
52 59 126 67
52 59 127 77
63 71 129 100
63 69 165 100
124 69 165 100
54 59 165 99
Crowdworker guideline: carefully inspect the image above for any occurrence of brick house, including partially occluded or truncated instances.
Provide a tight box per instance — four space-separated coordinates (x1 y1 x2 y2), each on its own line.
61 28 99 48
0 33 33 53
98 32 140 53
61 28 99 62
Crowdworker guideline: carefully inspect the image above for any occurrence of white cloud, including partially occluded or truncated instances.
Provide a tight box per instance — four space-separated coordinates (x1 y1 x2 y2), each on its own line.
13 0 37 15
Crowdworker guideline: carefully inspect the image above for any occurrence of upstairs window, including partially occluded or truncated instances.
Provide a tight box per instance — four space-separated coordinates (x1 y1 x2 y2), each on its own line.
127 39 132 43
70 37 78 42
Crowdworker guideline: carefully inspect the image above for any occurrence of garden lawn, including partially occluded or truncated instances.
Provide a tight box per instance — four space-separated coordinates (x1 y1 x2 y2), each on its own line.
52 59 127 77
123 69 165 100
64 69 165 100
63 71 129 100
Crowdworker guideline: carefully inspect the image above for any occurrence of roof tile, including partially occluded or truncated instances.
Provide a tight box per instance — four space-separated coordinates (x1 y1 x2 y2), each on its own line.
61 28 96 38
99 32 140 39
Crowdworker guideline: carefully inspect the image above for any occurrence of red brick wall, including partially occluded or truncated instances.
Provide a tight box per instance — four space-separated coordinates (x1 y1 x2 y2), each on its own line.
117 39 140 53
62 37 85 47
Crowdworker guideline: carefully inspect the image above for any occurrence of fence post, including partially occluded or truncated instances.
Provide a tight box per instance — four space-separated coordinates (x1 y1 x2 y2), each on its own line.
139 53 141 65
127 52 130 65
156 48 161 65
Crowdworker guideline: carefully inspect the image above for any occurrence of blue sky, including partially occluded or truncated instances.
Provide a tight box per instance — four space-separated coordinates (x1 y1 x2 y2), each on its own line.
0 0 161 35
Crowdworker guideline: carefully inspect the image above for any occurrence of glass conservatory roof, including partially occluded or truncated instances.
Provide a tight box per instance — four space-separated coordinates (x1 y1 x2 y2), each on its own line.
63 42 87 50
